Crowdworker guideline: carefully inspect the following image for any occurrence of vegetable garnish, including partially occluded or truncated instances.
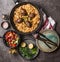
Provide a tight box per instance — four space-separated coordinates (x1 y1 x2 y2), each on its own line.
18 42 38 59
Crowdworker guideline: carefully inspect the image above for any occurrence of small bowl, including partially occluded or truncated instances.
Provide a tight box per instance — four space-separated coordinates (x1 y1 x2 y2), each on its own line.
1 21 10 30
3 30 21 48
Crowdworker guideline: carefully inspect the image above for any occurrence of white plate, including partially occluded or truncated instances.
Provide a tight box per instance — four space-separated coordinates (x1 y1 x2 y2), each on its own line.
36 29 60 52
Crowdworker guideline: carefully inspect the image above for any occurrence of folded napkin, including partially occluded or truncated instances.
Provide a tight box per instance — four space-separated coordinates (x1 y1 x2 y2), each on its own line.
33 10 56 38
41 11 55 30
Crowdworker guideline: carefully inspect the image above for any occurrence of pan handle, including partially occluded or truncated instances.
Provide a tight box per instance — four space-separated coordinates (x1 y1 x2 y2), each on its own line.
13 0 19 4
13 0 28 4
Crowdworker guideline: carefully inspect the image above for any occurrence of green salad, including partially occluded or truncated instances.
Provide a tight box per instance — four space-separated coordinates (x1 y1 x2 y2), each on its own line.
19 46 38 59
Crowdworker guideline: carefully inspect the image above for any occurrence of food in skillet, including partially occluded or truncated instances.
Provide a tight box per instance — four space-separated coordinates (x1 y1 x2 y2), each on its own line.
18 42 39 59
5 31 19 48
13 4 40 33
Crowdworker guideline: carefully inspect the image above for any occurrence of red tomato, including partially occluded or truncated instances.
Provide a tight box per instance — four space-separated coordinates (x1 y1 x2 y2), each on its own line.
12 44 17 47
5 31 18 47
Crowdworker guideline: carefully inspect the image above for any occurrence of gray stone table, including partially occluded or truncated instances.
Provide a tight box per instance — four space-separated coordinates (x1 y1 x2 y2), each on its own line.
0 0 60 62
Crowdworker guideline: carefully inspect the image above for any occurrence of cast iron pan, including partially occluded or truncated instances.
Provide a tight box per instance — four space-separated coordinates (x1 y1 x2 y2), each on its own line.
17 35 39 60
10 2 43 35
0 30 21 48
